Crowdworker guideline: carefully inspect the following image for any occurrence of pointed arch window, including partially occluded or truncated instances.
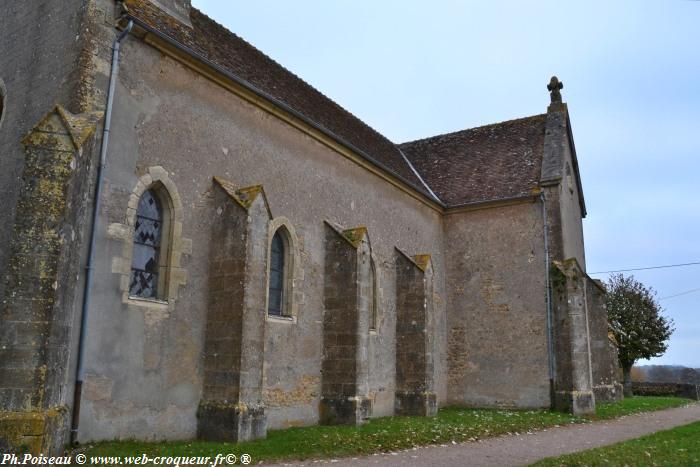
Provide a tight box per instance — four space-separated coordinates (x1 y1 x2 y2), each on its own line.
267 226 297 317
268 230 286 316
369 259 378 331
130 189 164 299
267 220 300 320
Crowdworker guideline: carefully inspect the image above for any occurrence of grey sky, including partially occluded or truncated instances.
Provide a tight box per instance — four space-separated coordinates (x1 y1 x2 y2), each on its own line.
192 1 700 367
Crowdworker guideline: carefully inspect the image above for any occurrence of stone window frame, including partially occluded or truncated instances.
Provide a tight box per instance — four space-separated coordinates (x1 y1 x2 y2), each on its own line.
110 166 190 311
0 78 6 129
265 217 301 323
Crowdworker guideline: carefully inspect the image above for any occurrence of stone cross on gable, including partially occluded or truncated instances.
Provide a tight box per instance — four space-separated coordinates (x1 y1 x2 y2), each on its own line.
547 76 564 103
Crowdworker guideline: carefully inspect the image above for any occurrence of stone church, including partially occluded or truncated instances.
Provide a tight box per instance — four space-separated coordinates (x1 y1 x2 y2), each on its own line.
0 0 621 454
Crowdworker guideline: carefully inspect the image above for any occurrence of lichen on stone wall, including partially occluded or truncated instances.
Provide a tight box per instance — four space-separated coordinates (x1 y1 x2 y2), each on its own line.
72 0 116 113
0 406 68 455
212 177 271 217
342 226 368 249
1 104 101 453
412 254 431 272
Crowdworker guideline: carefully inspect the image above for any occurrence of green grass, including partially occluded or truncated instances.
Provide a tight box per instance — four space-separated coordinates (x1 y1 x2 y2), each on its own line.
74 397 692 464
532 420 700 466
594 396 691 420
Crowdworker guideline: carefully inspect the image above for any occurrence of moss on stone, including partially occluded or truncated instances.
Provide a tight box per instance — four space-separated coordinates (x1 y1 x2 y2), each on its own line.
212 177 272 217
412 254 432 272
342 227 368 248
0 406 68 455
550 263 567 293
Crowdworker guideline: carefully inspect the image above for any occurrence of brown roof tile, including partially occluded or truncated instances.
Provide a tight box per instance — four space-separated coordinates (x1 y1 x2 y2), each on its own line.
399 115 547 207
123 1 430 196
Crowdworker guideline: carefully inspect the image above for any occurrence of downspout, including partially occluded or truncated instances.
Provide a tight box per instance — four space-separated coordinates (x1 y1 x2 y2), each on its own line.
541 191 556 405
70 20 133 445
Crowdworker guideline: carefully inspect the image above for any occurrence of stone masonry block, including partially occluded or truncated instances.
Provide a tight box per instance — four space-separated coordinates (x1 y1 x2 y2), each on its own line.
196 402 266 443
395 391 437 417
319 396 371 426
0 407 69 455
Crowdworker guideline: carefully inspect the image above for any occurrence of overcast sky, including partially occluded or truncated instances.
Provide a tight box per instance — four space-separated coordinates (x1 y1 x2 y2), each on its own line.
192 1 700 367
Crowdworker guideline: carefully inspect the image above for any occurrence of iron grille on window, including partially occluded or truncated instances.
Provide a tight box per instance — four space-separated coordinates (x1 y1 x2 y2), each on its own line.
129 189 162 298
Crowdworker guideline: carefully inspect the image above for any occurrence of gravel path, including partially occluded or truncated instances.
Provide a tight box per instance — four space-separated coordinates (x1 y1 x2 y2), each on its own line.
266 403 700 467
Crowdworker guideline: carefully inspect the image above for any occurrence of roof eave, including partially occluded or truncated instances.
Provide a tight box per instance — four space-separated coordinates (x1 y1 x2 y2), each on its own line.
121 15 446 211
444 193 539 214
564 112 588 218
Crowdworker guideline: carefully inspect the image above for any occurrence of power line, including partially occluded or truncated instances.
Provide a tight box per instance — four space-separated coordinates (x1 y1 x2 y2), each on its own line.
589 261 700 275
659 286 700 301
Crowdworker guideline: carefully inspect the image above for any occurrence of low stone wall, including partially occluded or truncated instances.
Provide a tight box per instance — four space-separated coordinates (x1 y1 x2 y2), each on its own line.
632 382 700 400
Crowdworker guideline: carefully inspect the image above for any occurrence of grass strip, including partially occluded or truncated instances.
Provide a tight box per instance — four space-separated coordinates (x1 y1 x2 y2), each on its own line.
594 395 690 420
75 396 692 464
532 419 700 466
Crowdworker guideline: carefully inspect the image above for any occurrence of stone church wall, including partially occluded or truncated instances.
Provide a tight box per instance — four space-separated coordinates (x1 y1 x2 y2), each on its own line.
0 0 128 451
557 125 586 269
540 103 586 270
0 0 607 449
76 38 447 440
443 202 551 408
0 0 91 303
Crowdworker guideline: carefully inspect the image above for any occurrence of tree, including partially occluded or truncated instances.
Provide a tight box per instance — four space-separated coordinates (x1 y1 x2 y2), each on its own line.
606 274 674 396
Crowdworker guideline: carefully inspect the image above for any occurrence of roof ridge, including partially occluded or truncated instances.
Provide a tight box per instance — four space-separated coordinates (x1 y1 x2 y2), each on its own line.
399 113 547 147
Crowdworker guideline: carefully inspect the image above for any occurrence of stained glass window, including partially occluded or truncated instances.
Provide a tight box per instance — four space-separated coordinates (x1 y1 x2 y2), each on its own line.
129 189 162 299
268 231 285 316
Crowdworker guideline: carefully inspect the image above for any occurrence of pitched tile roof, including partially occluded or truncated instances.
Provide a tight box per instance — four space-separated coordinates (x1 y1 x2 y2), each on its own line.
399 115 547 207
123 1 431 197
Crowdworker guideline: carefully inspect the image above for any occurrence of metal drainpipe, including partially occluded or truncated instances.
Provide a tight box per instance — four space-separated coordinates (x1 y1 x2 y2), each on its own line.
70 20 133 445
541 191 556 404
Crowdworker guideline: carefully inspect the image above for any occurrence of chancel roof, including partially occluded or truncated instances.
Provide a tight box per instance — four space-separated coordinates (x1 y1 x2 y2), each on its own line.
399 115 548 206
123 1 551 208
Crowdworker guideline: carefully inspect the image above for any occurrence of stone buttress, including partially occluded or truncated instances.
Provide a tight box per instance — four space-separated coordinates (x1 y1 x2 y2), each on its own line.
586 278 623 402
394 251 437 417
197 177 269 442
319 223 373 425
550 259 595 414
0 107 101 453
540 81 598 415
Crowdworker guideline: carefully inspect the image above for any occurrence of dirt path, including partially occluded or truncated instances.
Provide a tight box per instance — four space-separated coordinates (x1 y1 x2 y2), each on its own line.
266 403 700 466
